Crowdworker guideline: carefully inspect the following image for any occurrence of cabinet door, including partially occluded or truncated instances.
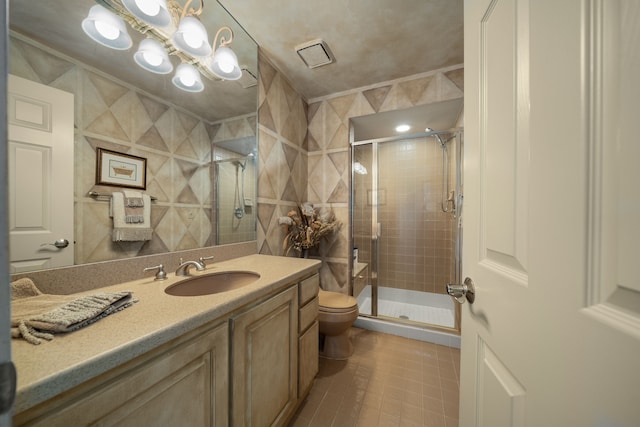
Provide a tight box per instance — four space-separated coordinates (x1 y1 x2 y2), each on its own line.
298 321 319 398
231 286 298 427
15 322 228 427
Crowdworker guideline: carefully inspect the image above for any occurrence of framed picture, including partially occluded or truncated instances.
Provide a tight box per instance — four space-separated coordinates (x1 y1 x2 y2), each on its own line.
96 148 147 190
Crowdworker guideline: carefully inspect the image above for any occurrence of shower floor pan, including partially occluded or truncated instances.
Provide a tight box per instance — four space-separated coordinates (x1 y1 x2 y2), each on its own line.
354 285 460 348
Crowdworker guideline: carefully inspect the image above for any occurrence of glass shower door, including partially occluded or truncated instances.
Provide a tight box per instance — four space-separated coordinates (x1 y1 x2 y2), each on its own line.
352 132 461 330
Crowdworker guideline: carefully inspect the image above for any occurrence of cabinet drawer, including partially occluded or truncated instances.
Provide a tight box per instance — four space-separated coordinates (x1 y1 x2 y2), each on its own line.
298 321 319 398
299 274 319 305
299 296 318 333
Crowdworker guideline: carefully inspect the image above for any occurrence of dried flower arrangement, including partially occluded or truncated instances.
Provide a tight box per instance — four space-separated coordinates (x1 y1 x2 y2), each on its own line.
278 202 342 256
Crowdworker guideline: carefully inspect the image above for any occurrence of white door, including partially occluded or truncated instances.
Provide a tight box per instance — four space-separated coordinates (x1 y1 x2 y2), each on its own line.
460 0 640 426
7 75 74 273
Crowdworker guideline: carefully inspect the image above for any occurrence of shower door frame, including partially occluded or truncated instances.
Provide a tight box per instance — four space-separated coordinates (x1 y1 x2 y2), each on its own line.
213 156 256 246
349 128 464 334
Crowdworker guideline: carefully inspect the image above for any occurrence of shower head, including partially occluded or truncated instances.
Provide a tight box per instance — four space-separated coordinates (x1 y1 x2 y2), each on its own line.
426 127 447 147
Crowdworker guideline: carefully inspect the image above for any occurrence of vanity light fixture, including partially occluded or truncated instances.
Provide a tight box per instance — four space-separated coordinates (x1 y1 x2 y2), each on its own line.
121 0 171 27
81 0 243 93
173 15 212 57
208 26 242 80
172 63 205 92
82 5 133 50
134 38 173 74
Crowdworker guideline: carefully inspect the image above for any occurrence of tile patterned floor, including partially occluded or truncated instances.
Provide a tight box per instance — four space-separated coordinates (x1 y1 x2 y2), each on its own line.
289 327 460 427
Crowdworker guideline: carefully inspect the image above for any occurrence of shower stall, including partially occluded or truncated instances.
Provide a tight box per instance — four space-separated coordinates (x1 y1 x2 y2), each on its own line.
350 128 463 347
214 155 257 245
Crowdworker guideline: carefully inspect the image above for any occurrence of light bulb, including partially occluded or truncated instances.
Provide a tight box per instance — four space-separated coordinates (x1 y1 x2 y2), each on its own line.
95 21 120 40
135 0 160 16
180 74 196 87
218 58 234 73
142 51 163 67
183 32 203 49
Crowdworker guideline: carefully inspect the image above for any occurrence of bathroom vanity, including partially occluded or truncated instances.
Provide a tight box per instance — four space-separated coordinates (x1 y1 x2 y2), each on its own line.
11 254 320 427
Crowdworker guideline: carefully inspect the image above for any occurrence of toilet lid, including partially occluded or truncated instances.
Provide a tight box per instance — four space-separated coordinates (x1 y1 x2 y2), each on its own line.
318 290 358 312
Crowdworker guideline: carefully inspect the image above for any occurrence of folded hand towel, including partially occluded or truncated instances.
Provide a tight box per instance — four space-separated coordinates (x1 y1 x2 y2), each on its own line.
11 278 138 345
123 190 145 223
110 192 153 241
123 190 144 207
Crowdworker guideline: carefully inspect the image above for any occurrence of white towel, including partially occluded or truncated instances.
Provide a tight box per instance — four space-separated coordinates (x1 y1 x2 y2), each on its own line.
110 192 153 242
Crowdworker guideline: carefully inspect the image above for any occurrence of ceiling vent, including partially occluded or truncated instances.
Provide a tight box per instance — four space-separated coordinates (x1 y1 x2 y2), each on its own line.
237 68 258 89
295 39 335 69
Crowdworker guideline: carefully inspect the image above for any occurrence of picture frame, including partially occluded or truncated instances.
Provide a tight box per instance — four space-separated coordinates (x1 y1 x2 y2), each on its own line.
96 148 147 190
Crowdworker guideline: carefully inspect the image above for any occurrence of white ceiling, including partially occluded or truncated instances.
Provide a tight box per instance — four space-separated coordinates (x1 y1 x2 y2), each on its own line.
8 0 464 133
218 0 464 100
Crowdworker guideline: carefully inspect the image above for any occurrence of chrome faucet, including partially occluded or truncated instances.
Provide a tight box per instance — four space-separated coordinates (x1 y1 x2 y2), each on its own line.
175 260 205 277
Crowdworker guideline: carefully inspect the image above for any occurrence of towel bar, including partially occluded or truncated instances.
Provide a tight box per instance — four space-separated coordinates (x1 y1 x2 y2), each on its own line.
88 191 157 201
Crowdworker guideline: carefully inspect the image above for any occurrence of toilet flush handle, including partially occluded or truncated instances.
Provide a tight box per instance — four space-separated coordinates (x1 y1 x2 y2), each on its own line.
446 277 476 304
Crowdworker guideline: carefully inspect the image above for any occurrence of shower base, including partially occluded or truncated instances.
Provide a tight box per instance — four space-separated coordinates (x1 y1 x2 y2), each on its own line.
354 285 460 348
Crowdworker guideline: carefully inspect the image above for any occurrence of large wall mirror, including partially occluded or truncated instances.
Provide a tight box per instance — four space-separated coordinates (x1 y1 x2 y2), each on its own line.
8 0 258 273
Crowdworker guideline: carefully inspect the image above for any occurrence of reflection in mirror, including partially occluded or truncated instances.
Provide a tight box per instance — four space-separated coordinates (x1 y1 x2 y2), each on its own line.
7 0 258 273
213 137 257 245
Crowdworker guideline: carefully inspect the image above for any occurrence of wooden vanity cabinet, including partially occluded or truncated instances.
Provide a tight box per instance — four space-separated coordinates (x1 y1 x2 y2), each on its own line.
14 321 229 427
297 274 319 398
14 271 321 427
230 273 320 427
230 285 299 427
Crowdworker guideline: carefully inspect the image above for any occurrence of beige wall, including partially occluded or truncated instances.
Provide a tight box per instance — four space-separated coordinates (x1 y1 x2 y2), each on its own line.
306 66 464 294
257 53 463 294
9 34 219 264
256 52 309 256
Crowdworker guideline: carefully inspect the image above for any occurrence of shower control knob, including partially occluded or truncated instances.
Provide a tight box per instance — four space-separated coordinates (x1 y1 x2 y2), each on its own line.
446 277 476 304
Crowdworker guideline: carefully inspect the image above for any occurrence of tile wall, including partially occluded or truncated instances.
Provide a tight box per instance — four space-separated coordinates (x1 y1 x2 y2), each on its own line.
259 59 464 294
9 34 255 265
256 53 309 256
376 138 456 294
213 146 257 245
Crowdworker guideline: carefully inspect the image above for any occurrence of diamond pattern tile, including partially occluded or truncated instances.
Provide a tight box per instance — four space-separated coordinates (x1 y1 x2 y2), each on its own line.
288 63 463 293
10 35 226 264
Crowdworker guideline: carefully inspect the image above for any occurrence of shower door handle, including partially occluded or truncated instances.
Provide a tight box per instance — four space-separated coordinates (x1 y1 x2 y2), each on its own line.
446 277 476 304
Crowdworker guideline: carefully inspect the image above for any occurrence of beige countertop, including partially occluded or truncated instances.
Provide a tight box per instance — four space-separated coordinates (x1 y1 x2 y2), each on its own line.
12 254 321 414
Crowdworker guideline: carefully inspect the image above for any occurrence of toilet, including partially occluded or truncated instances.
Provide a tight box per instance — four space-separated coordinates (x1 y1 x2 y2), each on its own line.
318 289 359 360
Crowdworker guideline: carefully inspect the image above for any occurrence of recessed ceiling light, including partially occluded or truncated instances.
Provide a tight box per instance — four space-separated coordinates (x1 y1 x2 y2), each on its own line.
396 124 411 133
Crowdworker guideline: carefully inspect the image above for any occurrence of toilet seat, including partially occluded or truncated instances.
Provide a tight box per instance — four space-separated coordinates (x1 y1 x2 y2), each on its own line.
318 290 358 313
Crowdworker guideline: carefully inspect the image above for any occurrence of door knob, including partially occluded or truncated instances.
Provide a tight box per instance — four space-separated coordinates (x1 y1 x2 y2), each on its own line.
446 277 476 304
41 239 69 249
